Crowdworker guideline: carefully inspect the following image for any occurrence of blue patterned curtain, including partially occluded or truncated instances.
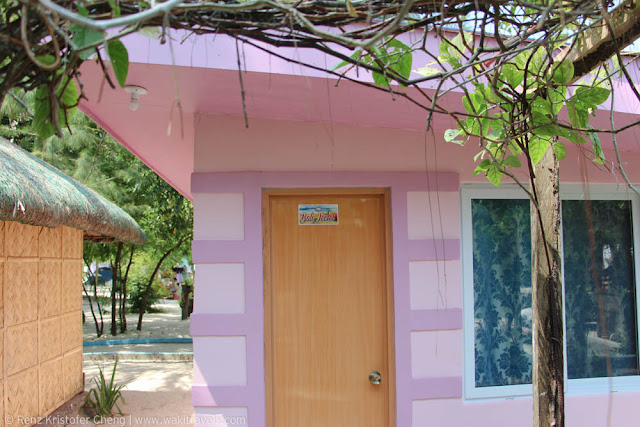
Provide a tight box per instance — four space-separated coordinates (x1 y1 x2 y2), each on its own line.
472 199 532 387
471 198 639 388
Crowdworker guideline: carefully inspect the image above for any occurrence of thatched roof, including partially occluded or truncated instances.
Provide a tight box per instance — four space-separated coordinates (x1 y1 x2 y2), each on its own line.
0 137 146 245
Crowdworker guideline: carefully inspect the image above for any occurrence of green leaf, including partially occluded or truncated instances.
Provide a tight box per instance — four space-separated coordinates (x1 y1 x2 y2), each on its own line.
58 76 79 112
439 38 451 56
444 128 463 143
331 50 361 71
70 25 105 60
487 165 503 187
77 4 89 17
387 38 412 79
573 86 610 108
106 40 129 87
503 155 521 168
473 159 491 176
397 50 413 79
560 128 586 144
138 26 162 40
529 138 550 165
552 59 574 84
589 130 605 163
548 87 566 115
414 66 440 77
372 71 388 88
36 55 56 66
107 0 121 17
502 63 524 88
529 48 546 75
552 142 567 161
32 77 79 139
530 113 557 138
567 101 588 128
531 97 552 115
33 86 55 140
462 96 473 114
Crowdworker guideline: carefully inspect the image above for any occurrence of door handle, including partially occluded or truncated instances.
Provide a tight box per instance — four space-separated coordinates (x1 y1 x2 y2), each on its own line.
369 370 382 385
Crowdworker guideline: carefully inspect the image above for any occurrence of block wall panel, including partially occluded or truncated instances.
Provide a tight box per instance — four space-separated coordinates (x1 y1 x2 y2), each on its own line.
407 191 461 239
39 260 62 318
0 260 4 329
5 259 38 326
39 227 62 259
6 322 38 376
194 263 245 314
40 317 62 363
40 358 64 415
62 349 83 399
0 385 4 427
61 312 82 353
0 332 3 380
5 222 38 258
411 330 462 378
193 337 247 386
193 193 244 240
61 227 83 259
6 367 39 423
61 260 82 314
409 260 462 310
0 221 4 257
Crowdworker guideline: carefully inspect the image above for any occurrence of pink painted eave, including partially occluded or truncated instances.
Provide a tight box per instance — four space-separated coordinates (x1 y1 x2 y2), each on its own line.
77 30 640 199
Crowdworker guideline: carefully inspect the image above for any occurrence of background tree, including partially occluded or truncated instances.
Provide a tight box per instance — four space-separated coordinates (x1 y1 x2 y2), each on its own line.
135 168 193 330
1 92 193 335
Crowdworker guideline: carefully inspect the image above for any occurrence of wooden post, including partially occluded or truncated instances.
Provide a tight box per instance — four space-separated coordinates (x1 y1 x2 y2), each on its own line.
531 147 564 427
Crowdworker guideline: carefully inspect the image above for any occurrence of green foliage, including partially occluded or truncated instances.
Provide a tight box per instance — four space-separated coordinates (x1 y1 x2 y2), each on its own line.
333 37 412 88
424 38 613 186
32 76 79 140
70 24 105 60
106 40 129 87
128 274 170 313
84 359 125 418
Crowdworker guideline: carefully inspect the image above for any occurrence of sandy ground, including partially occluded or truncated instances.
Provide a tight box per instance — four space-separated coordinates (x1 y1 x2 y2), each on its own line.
83 299 191 342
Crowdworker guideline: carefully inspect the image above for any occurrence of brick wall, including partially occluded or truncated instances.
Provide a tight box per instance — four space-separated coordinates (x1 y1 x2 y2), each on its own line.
0 221 84 426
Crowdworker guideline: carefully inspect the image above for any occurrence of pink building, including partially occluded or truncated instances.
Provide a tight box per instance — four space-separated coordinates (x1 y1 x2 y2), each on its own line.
81 31 640 426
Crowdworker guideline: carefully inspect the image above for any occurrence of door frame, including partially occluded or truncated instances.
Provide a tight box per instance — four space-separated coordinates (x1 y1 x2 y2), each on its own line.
262 187 396 427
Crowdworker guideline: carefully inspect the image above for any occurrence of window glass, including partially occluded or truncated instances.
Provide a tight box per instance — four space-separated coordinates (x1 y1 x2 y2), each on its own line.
472 199 532 387
470 196 640 391
563 200 639 379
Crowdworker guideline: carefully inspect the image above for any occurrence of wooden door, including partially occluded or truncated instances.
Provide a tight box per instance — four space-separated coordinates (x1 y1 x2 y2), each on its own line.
264 190 394 427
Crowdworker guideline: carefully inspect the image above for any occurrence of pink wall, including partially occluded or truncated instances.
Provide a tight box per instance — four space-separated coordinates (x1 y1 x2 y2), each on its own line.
189 171 462 427
194 113 640 184
188 113 640 426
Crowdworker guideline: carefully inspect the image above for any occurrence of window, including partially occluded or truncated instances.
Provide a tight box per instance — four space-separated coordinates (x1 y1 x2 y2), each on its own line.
462 187 640 399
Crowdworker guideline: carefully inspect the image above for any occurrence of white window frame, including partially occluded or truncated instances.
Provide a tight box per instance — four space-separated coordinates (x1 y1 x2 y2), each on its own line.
462 184 640 400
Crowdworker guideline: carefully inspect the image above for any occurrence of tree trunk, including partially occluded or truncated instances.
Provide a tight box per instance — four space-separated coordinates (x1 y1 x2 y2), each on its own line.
137 238 185 331
82 278 101 337
94 262 104 336
110 242 123 336
531 147 564 427
120 247 135 333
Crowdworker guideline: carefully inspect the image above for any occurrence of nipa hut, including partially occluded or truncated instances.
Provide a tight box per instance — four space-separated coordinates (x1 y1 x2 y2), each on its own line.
0 137 145 425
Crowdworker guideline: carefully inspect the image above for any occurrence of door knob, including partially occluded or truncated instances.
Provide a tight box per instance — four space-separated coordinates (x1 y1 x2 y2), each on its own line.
369 370 382 385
